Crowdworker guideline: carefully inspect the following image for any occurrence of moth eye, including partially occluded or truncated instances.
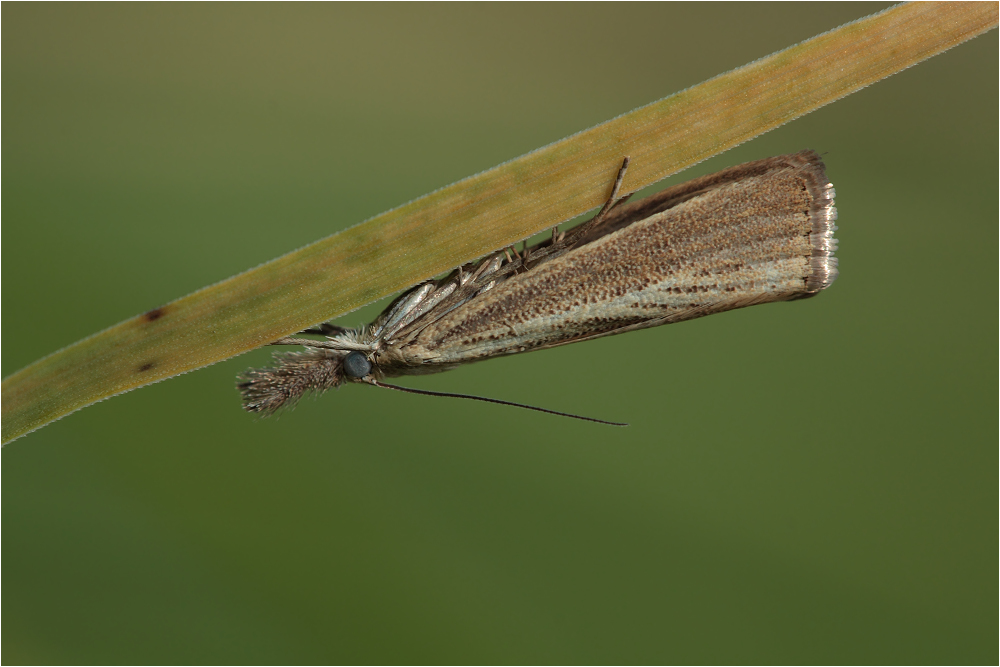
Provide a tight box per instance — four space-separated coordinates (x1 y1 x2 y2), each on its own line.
343 351 372 378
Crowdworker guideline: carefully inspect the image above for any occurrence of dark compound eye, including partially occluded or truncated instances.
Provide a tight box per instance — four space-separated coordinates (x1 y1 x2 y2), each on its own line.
343 351 372 378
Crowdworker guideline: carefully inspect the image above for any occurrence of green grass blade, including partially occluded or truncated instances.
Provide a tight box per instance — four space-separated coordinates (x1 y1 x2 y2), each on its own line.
2 2 996 445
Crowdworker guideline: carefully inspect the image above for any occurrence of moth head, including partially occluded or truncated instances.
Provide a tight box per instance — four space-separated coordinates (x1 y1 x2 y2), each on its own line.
342 351 374 380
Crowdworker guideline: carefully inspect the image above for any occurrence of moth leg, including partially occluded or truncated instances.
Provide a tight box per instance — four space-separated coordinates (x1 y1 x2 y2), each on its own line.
520 252 535 272
271 336 326 347
270 336 374 352
470 253 504 282
298 322 348 336
591 156 632 225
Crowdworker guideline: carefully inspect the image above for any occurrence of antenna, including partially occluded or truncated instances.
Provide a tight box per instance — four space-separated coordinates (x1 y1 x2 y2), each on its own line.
370 380 628 426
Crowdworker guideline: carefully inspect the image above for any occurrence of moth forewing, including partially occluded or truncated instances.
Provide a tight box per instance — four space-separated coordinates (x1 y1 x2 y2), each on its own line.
238 150 837 418
380 150 837 368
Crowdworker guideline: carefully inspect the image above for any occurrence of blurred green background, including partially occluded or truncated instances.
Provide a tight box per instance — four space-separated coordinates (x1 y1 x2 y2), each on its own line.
3 3 996 663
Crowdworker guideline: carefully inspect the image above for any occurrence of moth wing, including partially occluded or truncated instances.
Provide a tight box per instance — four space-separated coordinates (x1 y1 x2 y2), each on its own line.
380 151 836 373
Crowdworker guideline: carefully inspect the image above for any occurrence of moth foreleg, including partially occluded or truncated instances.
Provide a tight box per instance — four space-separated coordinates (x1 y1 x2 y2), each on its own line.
591 156 632 225
470 253 505 283
297 322 348 336
270 336 374 352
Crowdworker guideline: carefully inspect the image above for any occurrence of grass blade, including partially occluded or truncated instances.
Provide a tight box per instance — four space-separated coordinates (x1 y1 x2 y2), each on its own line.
2 2 996 444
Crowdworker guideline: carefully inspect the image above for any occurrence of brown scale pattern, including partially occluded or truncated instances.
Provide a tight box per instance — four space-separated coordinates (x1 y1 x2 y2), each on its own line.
387 152 832 368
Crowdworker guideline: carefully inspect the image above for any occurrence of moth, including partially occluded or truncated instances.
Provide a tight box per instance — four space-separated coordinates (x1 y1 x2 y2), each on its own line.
238 150 837 424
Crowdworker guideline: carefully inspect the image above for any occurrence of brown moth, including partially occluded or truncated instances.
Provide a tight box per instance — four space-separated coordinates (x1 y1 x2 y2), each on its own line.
238 150 837 423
